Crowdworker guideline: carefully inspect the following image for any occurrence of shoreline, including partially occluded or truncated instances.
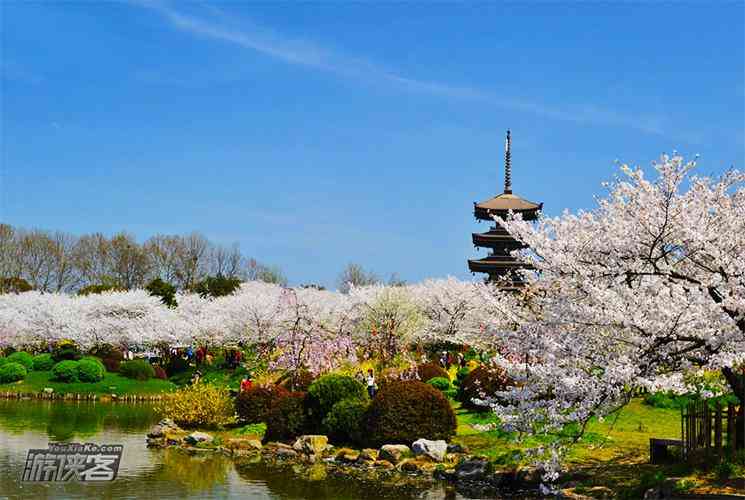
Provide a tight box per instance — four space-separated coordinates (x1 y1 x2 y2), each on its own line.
0 390 166 402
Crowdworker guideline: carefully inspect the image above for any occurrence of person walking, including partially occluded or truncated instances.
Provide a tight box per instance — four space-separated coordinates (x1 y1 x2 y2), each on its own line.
366 368 377 399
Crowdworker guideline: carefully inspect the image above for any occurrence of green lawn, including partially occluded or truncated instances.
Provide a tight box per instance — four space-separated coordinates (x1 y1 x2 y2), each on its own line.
453 398 745 497
0 370 177 396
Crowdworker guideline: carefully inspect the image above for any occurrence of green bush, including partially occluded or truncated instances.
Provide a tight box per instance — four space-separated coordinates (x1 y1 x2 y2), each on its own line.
32 353 56 371
457 365 512 411
456 367 470 383
306 374 367 424
416 362 449 383
427 377 451 392
363 380 457 448
236 384 290 423
119 359 155 381
5 351 33 370
323 398 369 445
265 392 308 441
165 356 190 377
51 360 80 382
77 359 105 382
52 340 81 362
192 275 242 298
0 362 27 383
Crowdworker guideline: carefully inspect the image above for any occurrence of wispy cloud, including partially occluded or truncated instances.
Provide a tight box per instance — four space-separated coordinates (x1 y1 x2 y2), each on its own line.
134 0 668 135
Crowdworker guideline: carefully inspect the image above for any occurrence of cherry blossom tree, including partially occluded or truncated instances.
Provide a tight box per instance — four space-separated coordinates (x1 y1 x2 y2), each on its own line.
481 154 744 477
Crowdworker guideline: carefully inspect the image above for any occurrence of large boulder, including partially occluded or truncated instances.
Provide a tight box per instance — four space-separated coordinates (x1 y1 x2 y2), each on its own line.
185 431 213 445
378 444 412 464
225 437 263 452
292 435 328 456
411 438 447 462
147 418 183 438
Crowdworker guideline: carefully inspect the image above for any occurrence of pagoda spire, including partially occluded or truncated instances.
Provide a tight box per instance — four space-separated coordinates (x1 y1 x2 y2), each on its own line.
503 130 512 194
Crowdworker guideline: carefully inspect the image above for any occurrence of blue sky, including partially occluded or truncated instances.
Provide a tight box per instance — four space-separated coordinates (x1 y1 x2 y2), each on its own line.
2 1 743 288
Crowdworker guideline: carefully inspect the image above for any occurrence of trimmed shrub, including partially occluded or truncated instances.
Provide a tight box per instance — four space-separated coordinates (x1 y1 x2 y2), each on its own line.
236 384 290 424
159 382 235 428
456 367 470 383
306 374 367 424
165 356 190 377
51 360 80 382
363 380 457 448
77 359 105 383
5 351 33 371
52 340 81 362
90 345 124 372
0 362 27 383
32 353 56 371
119 359 155 381
278 370 315 392
264 392 308 442
457 365 512 411
153 365 168 380
416 362 449 383
322 398 369 445
427 376 451 392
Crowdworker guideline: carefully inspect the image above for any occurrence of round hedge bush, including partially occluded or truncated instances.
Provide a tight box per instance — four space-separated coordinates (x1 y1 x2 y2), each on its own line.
322 398 369 445
457 365 512 411
32 353 56 371
416 362 449 383
236 384 290 423
153 365 168 380
278 370 315 392
165 356 189 377
52 340 81 362
51 360 80 382
0 362 27 383
427 376 451 392
264 392 308 442
306 374 367 424
77 359 105 382
363 380 456 448
5 351 33 371
119 359 155 381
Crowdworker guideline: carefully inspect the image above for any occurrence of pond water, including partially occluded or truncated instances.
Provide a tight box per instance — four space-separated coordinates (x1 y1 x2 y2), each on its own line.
0 400 460 499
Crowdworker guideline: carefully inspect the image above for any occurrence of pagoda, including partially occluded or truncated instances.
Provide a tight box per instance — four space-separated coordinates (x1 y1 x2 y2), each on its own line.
467 130 543 286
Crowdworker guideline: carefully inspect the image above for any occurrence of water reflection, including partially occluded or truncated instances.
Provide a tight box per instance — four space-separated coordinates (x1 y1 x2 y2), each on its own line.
0 400 458 499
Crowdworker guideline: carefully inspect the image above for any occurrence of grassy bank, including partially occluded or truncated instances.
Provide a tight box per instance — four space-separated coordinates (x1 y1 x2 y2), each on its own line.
0 370 176 396
453 398 745 497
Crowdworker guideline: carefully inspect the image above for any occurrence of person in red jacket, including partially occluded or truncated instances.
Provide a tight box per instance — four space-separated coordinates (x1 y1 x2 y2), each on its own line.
240 377 252 393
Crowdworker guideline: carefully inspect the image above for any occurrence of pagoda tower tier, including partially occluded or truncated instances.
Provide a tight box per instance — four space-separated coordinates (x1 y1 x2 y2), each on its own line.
467 130 543 286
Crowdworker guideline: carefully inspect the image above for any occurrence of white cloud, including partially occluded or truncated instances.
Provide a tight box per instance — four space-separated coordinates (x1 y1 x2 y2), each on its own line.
134 0 669 135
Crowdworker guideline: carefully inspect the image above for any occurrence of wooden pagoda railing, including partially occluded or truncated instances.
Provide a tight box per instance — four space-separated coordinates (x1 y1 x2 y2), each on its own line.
681 394 744 464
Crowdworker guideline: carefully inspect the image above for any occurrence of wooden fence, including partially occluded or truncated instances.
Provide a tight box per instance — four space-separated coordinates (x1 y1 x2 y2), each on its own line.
681 395 744 464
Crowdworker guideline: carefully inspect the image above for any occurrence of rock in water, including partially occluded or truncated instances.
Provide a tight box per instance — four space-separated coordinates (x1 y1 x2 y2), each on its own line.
185 431 214 445
411 439 448 462
378 444 412 464
292 435 328 456
455 458 491 480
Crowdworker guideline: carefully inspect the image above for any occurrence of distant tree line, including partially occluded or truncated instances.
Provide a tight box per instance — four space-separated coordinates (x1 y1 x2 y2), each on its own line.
0 224 287 294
